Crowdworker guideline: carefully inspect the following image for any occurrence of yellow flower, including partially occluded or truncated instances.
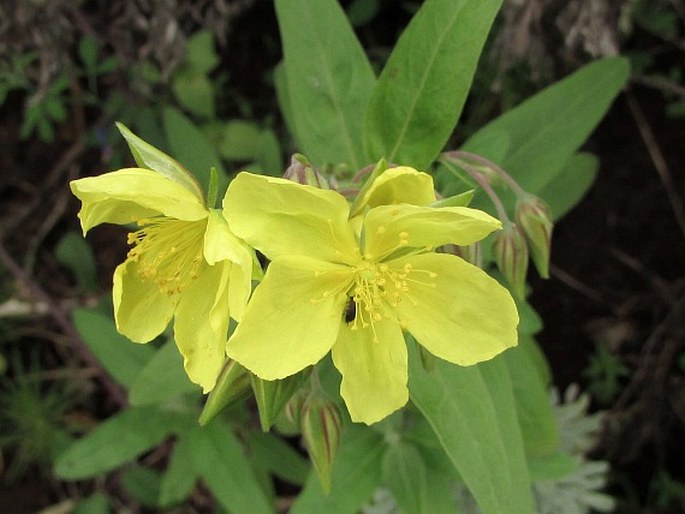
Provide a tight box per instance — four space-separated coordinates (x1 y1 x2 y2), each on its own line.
70 167 252 392
223 170 518 424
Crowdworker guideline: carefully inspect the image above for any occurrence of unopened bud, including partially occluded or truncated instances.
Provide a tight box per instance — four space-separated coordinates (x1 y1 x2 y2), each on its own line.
492 222 529 298
301 391 342 494
452 241 482 267
284 388 308 429
199 360 251 426
515 194 553 278
252 369 308 432
283 154 330 189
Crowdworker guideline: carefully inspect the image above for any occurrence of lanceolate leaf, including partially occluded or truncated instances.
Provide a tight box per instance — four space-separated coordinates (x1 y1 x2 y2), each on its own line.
365 0 502 169
55 406 179 479
408 342 534 514
72 308 155 389
462 57 630 194
290 425 384 514
275 0 376 169
190 421 273 514
382 441 428 514
539 152 599 219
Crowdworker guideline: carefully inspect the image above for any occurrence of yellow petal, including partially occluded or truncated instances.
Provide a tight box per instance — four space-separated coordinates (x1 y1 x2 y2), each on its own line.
227 255 354 380
362 204 502 261
112 260 177 343
204 210 252 320
223 172 359 264
174 263 231 392
331 319 409 424
70 168 207 234
351 166 436 216
391 253 518 365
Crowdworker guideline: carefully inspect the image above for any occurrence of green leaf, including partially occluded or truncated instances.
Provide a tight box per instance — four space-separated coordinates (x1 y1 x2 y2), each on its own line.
78 36 98 71
122 465 162 507
539 152 599 219
128 341 200 406
185 30 219 75
162 107 228 196
190 421 274 514
73 493 111 514
462 58 629 196
365 0 502 169
172 71 215 118
55 231 98 292
159 435 199 507
504 338 559 458
528 451 578 481
248 431 311 486
55 406 177 479
72 308 155 389
290 424 384 514
382 441 428 514
254 128 283 176
115 121 204 200
210 119 263 161
408 343 534 514
275 0 376 168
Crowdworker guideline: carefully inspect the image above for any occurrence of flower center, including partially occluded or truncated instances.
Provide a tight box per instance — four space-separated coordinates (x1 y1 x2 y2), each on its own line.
126 217 206 296
348 260 437 341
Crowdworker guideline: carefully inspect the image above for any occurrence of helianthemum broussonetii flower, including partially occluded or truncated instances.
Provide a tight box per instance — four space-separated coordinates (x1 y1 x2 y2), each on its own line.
70 168 252 392
223 170 519 424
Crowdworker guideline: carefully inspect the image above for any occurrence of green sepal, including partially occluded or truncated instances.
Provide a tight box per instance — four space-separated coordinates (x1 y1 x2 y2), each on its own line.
301 389 342 494
115 122 204 201
252 369 309 432
206 167 219 209
430 189 475 208
349 158 389 215
198 360 251 426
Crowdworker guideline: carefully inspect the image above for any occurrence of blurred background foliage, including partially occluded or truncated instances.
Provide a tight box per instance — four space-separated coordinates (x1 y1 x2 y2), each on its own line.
0 0 684 512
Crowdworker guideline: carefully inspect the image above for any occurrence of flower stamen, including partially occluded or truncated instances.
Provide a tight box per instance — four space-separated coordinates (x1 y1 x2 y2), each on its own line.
127 217 206 296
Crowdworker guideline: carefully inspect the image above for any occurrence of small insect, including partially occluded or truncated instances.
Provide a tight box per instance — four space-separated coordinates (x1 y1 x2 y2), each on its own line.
344 297 356 323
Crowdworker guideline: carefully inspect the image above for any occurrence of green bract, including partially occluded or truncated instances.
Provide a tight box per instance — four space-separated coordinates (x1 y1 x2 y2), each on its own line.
70 168 252 392
223 170 519 424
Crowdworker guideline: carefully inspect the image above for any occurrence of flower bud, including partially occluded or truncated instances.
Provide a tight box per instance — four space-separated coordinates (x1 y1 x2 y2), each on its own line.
515 194 553 279
284 388 308 429
199 360 251 426
492 222 529 298
252 369 308 432
283 153 330 189
452 241 482 267
301 391 342 494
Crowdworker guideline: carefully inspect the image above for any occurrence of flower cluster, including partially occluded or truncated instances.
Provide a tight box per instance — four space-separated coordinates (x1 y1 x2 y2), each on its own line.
70 128 519 425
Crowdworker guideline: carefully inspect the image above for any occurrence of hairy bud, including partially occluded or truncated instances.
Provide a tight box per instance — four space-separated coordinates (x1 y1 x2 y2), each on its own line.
515 194 553 279
492 222 529 298
301 391 342 494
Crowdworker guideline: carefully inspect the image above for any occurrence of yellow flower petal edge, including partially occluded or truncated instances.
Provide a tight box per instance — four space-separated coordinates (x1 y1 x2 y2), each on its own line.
331 318 408 424
113 259 177 343
351 166 436 216
70 168 208 233
362 203 502 261
227 256 353 380
223 172 359 264
392 252 518 365
174 262 232 392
